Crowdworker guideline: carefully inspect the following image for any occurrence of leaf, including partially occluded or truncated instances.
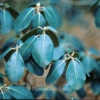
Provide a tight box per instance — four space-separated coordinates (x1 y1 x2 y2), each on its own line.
25 57 44 76
82 56 96 73
47 26 57 34
8 84 34 99
0 10 13 34
43 6 62 28
4 49 16 62
95 8 100 28
76 87 86 98
0 92 11 99
1 37 15 53
66 60 86 90
0 48 12 60
53 46 65 61
19 36 38 61
31 87 43 98
46 29 59 47
46 60 65 85
31 13 47 28
54 91 67 100
5 51 25 82
6 7 19 18
45 90 55 99
63 84 75 94
21 27 39 42
90 80 100 95
14 7 35 32
32 34 54 68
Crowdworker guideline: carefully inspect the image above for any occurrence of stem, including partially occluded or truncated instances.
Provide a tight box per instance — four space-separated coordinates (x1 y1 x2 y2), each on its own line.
0 84 6 90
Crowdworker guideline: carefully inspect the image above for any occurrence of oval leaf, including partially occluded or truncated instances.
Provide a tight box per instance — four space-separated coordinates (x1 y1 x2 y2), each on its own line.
8 84 34 99
31 13 47 28
0 92 11 99
53 46 65 61
25 57 44 76
19 36 38 61
95 8 100 28
66 60 86 90
5 51 25 82
46 60 65 85
14 7 35 32
82 56 96 73
0 10 13 34
32 34 54 68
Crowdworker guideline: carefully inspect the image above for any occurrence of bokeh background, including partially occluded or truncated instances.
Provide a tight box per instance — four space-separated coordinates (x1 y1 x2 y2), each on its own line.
0 0 100 99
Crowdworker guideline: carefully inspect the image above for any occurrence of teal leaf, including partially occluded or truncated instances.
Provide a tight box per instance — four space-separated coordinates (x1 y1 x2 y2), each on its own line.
19 36 38 61
8 84 34 99
32 34 54 68
14 7 35 32
82 56 96 73
46 28 59 47
66 60 86 90
76 87 86 99
75 59 90 77
63 84 75 94
31 13 47 28
91 80 100 95
0 92 11 99
25 57 44 76
5 51 25 82
1 37 15 53
53 46 65 61
95 8 100 28
0 10 13 34
43 6 62 28
46 60 65 85
21 27 39 42
0 48 12 60
47 26 57 34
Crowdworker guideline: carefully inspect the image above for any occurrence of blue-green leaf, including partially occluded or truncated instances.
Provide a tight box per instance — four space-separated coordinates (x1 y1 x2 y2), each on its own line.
19 36 38 61
66 60 86 90
25 57 44 76
46 60 65 85
5 51 25 82
76 87 86 98
32 34 54 68
63 84 75 94
14 7 35 32
0 92 11 99
31 87 43 98
8 84 34 99
0 48 12 60
43 6 62 28
91 80 100 95
95 8 100 28
31 13 47 28
0 10 13 34
1 37 15 53
53 46 65 61
82 56 96 73
47 26 57 34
